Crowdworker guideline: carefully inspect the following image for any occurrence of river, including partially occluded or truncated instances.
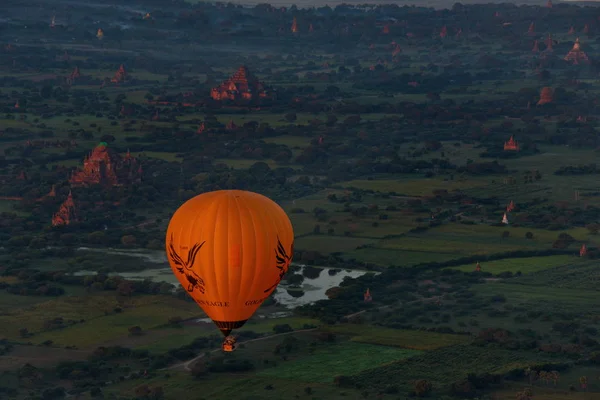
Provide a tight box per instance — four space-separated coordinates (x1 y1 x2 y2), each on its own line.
73 247 375 309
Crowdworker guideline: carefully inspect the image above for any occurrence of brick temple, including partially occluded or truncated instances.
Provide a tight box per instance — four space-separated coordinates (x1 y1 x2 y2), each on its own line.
69 142 142 187
210 66 273 101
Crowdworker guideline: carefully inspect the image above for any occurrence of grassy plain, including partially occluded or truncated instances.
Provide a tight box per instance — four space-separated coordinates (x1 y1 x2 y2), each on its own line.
339 176 489 196
258 341 421 383
105 372 369 400
353 344 563 393
322 324 471 350
447 255 577 274
472 282 600 312
137 316 320 353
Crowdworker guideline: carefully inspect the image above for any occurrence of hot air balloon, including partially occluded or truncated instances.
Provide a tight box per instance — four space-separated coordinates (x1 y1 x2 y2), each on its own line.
165 190 294 352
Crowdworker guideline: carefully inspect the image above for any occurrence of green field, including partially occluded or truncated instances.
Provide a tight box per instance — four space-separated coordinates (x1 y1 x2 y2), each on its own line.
294 235 377 253
258 341 421 383
339 177 489 196
105 372 368 400
472 282 600 312
509 260 600 290
0 294 200 344
322 325 471 350
353 344 562 392
448 255 577 274
137 317 320 353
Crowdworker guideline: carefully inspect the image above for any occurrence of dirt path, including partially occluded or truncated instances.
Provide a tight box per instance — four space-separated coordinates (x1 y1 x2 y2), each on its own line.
165 328 318 372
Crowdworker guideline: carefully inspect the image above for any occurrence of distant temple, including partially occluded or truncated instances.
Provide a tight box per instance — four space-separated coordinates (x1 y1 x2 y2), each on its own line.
475 262 481 272
210 66 273 101
547 0 552 8
291 17 298 33
506 200 516 212
564 38 589 64
568 26 575 35
527 22 535 35
66 66 81 85
532 40 539 53
96 28 104 40
580 244 588 257
440 26 448 39
502 213 509 224
69 142 142 187
504 135 520 151
111 64 128 84
537 87 553 105
52 191 78 226
364 288 372 302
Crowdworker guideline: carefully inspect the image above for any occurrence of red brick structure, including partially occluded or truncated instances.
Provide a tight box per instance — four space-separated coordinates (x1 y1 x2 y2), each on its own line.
503 136 520 151
564 38 589 64
52 191 78 226
69 142 142 187
210 66 272 101
111 64 128 84
537 87 554 105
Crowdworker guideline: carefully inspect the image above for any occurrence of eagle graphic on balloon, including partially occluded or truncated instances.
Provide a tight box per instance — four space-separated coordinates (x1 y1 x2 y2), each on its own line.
165 190 294 352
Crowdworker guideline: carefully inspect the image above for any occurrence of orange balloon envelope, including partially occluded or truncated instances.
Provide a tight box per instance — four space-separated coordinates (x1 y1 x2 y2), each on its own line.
165 190 294 337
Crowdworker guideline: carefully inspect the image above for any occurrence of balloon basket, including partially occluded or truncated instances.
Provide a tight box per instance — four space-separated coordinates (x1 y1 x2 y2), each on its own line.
222 336 237 352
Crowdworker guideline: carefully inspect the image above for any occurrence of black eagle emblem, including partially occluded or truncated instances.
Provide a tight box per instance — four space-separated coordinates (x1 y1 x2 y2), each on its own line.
168 234 206 294
264 237 293 293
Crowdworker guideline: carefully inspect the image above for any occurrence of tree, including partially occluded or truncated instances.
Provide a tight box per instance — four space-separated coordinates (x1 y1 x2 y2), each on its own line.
414 379 432 397
273 324 293 334
128 326 143 336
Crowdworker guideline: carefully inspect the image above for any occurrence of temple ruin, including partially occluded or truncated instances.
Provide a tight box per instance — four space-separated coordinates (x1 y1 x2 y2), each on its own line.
210 66 273 101
69 142 142 187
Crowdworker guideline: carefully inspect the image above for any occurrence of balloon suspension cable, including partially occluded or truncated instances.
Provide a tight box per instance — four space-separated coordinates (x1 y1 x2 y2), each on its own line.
220 328 232 337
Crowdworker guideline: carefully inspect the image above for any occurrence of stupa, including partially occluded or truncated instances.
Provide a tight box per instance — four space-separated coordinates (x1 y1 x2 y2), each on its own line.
291 17 298 33
52 191 78 226
111 64 128 83
564 38 589 64
503 135 520 151
532 40 540 53
502 213 509 225
537 87 554 105
475 262 481 272
568 26 575 35
527 22 535 36
506 200 516 212
69 142 142 187
580 244 588 257
364 288 372 302
440 26 448 39
547 0 553 8
210 66 272 101
96 28 104 40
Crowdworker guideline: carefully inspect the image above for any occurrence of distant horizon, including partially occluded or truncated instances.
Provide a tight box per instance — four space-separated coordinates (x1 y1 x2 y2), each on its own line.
221 0 600 9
